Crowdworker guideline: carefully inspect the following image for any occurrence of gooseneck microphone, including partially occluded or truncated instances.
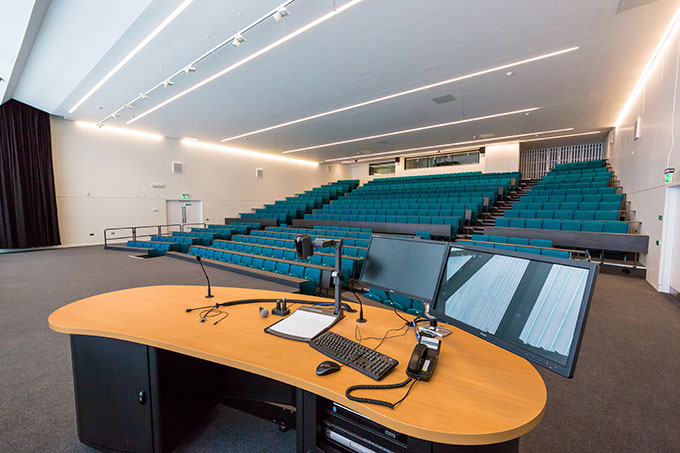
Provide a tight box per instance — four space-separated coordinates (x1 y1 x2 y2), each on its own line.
196 256 214 299
356 297 367 323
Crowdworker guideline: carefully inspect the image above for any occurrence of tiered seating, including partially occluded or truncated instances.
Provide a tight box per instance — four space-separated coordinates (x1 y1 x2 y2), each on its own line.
125 240 180 255
240 179 359 222
251 229 370 248
150 235 200 253
171 231 218 245
495 160 630 234
457 235 570 259
306 172 520 236
188 246 319 295
363 288 425 316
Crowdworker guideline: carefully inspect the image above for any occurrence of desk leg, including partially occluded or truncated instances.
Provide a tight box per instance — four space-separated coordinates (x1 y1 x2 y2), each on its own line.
296 389 318 453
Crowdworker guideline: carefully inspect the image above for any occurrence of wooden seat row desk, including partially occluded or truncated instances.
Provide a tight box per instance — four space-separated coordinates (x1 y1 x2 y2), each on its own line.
48 286 546 453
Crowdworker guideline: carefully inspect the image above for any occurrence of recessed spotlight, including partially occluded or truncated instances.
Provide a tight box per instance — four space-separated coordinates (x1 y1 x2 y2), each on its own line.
272 5 289 22
525 112 531 116
232 33 246 47
506 71 513 77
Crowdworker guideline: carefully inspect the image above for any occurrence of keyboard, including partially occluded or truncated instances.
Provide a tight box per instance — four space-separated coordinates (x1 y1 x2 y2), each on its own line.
309 331 399 380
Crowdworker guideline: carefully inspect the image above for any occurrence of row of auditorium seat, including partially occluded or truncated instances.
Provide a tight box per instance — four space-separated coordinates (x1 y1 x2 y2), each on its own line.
310 225 372 232
304 213 461 232
505 210 619 221
126 241 178 255
526 187 617 196
495 217 629 233
363 288 425 316
460 240 570 259
172 231 218 245
212 241 356 279
551 159 606 170
513 201 621 211
457 235 570 258
318 207 473 220
230 235 368 258
532 181 609 190
331 199 484 208
188 246 318 295
250 230 370 248
150 235 199 253
266 226 372 239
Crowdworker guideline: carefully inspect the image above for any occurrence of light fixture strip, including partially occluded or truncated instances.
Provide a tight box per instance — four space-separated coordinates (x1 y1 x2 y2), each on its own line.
325 128 575 163
281 107 539 153
181 139 319 166
337 130 600 163
117 0 364 126
615 7 680 126
75 121 164 139
220 46 579 142
68 0 195 114
98 0 299 125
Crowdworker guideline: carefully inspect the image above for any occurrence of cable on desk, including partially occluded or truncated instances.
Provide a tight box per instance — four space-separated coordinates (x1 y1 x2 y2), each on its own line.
345 377 417 409
354 324 409 351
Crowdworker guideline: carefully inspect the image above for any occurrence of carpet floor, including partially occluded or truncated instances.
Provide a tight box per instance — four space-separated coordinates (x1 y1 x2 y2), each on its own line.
0 246 678 452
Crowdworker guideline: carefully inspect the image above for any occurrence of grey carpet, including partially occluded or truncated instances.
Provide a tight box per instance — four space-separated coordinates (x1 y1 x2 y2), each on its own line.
0 246 678 452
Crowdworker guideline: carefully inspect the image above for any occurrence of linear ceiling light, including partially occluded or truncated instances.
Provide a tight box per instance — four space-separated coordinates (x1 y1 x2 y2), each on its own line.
325 128 575 163
181 139 319 166
68 0 194 114
615 6 680 127
344 131 603 164
220 46 578 143
282 107 539 153
127 0 365 125
75 121 163 140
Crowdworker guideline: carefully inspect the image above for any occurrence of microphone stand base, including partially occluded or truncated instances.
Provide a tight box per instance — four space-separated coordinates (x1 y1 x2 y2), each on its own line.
356 317 367 323
205 295 215 299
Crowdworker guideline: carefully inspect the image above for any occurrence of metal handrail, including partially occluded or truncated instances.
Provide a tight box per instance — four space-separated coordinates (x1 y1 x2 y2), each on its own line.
104 223 205 248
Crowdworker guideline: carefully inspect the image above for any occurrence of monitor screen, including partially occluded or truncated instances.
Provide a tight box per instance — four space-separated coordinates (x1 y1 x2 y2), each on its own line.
359 236 450 303
430 245 598 377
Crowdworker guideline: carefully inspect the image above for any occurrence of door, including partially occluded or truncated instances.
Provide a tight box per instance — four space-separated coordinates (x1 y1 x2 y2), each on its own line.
166 200 203 226
349 165 360 180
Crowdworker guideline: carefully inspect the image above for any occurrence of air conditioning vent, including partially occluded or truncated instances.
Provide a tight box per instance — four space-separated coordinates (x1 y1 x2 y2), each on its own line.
172 161 184 174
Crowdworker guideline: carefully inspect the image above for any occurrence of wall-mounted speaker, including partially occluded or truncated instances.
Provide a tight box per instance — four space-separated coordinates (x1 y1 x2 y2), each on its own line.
634 118 641 141
172 161 184 174
255 168 263 178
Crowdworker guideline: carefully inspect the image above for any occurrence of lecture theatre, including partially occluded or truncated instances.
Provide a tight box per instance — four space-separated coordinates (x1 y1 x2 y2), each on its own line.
1 1 679 452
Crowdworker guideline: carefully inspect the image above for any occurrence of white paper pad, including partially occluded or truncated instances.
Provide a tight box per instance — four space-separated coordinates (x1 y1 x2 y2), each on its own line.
266 307 337 340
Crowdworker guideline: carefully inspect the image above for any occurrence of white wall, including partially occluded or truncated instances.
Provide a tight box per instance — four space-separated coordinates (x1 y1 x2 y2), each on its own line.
349 143 519 183
50 118 348 246
609 32 680 290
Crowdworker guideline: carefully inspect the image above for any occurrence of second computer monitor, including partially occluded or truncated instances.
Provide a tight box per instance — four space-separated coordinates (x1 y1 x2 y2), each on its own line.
359 235 449 303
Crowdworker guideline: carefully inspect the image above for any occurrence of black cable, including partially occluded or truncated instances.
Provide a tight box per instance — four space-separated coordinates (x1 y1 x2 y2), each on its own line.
355 324 409 351
345 377 417 409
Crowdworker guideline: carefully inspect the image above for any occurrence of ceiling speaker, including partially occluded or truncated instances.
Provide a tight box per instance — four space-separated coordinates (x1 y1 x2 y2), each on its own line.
172 161 184 174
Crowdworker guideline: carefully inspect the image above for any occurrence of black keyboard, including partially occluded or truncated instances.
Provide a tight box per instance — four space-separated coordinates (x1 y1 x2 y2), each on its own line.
309 331 399 380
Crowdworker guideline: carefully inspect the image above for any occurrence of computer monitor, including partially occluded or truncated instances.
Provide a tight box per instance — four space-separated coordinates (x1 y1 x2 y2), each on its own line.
359 235 450 303
430 244 598 377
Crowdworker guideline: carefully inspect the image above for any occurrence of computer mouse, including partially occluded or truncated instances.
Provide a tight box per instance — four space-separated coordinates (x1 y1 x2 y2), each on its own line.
316 360 341 376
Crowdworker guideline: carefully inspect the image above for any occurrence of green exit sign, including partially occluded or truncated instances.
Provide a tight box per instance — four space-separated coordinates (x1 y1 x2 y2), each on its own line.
665 173 673 183
181 194 189 200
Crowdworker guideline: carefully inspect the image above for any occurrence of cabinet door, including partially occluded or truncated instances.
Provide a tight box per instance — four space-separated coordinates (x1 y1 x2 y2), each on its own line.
71 335 153 453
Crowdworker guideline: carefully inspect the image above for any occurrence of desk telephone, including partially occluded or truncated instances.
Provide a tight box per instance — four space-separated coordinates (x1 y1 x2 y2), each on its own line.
406 336 440 381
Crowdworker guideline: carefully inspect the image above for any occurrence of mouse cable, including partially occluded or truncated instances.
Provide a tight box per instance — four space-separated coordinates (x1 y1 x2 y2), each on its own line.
346 377 418 409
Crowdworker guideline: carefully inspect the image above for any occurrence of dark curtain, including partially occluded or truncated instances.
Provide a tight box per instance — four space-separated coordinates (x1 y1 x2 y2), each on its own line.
0 99 60 248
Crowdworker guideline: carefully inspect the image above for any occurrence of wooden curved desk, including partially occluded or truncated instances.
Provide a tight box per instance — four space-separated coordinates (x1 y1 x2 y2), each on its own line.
49 286 546 451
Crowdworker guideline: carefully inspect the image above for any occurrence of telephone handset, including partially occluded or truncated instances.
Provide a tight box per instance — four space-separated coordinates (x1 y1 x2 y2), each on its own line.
406 337 440 381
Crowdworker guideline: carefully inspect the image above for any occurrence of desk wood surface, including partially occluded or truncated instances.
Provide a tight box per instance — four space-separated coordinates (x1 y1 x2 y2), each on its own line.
49 286 546 446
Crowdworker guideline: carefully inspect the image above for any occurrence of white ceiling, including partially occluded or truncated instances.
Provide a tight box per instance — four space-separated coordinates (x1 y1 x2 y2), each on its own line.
7 0 680 162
